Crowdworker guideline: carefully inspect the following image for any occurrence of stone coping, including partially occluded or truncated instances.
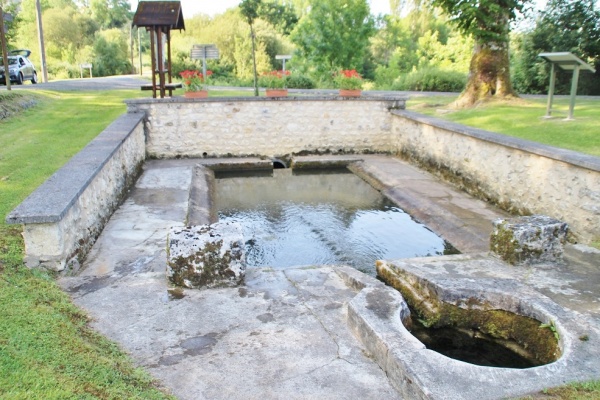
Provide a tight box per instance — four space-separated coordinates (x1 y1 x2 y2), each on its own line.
394 109 600 173
349 255 600 399
125 94 408 106
5 112 145 224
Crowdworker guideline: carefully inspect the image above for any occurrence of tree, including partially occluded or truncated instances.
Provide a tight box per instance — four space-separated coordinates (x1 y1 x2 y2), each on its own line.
429 0 531 106
43 7 84 61
240 0 262 96
89 0 131 29
93 28 131 76
258 1 298 35
290 0 374 74
511 0 600 95
0 0 20 50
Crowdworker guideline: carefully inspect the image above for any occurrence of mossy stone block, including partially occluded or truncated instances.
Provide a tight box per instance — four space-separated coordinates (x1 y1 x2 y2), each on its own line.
167 222 245 289
490 215 568 265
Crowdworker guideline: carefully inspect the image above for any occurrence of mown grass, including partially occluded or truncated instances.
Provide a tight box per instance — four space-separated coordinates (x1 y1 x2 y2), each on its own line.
1 88 599 399
407 95 600 157
0 89 175 399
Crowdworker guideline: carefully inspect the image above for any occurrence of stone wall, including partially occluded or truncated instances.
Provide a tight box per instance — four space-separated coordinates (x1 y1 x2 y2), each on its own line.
6 113 146 271
8 96 600 271
125 96 404 158
392 110 600 243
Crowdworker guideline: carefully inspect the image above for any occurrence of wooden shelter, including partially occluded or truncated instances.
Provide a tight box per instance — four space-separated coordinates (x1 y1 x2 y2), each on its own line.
132 1 185 98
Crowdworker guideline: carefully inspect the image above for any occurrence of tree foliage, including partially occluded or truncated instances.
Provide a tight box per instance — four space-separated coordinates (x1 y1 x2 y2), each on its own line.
511 0 600 95
5 0 596 96
11 0 132 78
371 11 470 88
290 0 374 74
89 0 131 29
0 1 21 52
433 0 530 43
240 0 262 95
258 0 298 35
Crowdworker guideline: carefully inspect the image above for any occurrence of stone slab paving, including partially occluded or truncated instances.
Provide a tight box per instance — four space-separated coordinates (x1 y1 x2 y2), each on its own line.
59 156 600 399
59 158 401 399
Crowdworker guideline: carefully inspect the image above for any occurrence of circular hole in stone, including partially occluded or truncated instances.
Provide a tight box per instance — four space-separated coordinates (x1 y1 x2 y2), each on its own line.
405 309 560 368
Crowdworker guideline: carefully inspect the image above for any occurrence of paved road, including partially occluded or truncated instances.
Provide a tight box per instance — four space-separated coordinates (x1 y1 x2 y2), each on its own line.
4 75 596 100
0 74 458 98
0 75 150 91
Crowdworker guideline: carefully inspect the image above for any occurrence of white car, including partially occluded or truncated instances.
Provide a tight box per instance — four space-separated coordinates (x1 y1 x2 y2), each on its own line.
0 50 38 85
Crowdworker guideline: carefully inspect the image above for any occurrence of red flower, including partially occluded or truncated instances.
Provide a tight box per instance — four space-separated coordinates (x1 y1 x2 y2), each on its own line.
179 70 212 92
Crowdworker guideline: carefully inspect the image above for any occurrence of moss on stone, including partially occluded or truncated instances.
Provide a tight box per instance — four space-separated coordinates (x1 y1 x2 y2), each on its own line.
377 263 561 366
168 238 243 289
490 221 520 265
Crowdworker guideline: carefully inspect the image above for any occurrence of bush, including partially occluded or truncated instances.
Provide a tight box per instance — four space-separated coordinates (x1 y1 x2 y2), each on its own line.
285 74 315 89
47 62 81 80
392 67 466 92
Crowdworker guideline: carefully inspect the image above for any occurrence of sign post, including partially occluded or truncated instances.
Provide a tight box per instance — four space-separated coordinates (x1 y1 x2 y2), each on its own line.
80 63 92 78
191 44 219 80
539 52 596 120
275 55 292 72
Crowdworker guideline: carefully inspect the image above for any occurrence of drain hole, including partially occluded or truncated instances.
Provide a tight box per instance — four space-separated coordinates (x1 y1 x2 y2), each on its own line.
379 266 561 369
202 152 208 157
402 306 560 369
408 316 544 368
272 159 287 169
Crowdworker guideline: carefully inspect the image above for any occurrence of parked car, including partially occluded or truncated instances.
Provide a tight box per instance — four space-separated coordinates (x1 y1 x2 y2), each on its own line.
0 50 38 85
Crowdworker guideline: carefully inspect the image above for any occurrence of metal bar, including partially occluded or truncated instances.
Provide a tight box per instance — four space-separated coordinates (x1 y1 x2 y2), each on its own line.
567 65 580 120
545 63 556 117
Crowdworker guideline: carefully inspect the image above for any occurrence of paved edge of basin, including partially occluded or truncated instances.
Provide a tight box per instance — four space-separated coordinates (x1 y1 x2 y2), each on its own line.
347 255 600 400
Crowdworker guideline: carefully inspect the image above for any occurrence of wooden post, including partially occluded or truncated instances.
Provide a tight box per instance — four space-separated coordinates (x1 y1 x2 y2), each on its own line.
166 29 173 97
138 28 142 76
35 0 48 83
156 26 165 98
149 27 157 98
0 6 11 91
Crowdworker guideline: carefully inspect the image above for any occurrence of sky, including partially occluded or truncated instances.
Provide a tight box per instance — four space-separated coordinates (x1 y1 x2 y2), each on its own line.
130 0 392 19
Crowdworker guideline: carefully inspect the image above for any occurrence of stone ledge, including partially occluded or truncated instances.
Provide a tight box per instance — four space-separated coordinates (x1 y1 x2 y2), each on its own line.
393 109 600 173
6 112 145 224
125 94 408 106
347 256 600 400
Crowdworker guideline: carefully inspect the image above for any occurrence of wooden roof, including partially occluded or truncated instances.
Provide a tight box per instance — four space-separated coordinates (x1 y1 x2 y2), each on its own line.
132 1 185 30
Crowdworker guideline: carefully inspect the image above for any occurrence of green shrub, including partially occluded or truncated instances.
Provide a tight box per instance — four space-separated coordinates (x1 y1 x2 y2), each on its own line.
47 62 81 80
285 74 315 89
392 67 466 92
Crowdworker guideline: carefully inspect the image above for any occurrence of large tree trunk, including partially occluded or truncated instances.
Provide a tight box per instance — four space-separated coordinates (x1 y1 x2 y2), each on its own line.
452 40 518 108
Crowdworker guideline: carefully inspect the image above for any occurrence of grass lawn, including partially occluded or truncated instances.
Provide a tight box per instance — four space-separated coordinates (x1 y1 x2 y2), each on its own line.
1 88 599 399
407 95 600 157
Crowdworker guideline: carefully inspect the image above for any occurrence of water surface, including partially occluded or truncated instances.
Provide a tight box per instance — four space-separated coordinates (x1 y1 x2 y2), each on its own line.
215 169 453 275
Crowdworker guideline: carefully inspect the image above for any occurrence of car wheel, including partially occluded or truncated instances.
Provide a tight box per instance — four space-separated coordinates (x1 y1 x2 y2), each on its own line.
31 72 38 84
16 72 24 85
